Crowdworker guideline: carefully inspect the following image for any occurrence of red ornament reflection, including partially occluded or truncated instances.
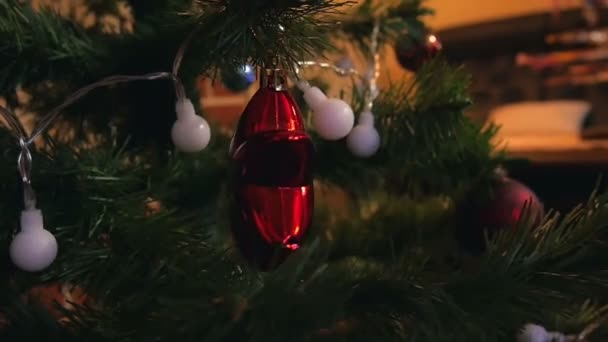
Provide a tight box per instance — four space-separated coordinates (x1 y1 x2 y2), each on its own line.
230 74 314 270
230 87 306 155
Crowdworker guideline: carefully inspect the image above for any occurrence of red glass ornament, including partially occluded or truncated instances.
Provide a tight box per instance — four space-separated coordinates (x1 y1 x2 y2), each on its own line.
230 66 314 270
457 176 544 253
394 33 442 72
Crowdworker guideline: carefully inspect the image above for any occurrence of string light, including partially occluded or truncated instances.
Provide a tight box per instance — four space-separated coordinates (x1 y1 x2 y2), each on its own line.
0 26 209 272
296 20 381 157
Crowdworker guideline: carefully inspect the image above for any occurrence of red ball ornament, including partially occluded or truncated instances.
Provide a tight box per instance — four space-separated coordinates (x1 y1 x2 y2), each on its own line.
394 33 442 72
457 176 544 253
230 64 315 270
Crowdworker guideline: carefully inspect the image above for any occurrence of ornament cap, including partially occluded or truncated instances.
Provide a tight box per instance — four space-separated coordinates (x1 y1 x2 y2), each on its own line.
262 56 288 91
230 83 306 155
21 209 44 231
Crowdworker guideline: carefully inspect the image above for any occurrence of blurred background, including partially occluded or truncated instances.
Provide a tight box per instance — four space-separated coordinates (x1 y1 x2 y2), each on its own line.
27 0 608 212
199 0 608 213
431 0 608 213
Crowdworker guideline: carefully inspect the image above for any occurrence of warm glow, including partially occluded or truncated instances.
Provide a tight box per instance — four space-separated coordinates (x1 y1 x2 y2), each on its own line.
426 0 580 29
284 242 300 251
428 34 437 43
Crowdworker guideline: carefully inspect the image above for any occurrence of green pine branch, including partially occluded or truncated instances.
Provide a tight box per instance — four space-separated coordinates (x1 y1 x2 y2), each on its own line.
0 119 602 341
315 59 502 199
0 0 107 92
1 1 607 342
336 0 433 54
183 0 353 74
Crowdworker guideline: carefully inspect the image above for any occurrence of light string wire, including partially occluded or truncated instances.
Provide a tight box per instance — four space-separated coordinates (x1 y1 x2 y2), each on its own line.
0 25 199 209
365 19 381 113
295 19 381 114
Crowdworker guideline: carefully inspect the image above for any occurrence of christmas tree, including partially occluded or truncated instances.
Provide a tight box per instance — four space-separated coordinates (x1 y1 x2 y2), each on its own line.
1 1 607 341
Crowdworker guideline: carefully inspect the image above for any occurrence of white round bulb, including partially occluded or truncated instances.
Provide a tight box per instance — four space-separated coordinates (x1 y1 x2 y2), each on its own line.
311 98 354 140
517 324 550 342
172 98 211 153
347 124 380 157
172 116 211 152
10 209 57 272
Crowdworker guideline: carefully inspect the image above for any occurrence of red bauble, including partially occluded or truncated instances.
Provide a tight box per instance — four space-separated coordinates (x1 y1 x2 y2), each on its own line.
394 33 442 72
230 67 314 270
457 176 544 253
